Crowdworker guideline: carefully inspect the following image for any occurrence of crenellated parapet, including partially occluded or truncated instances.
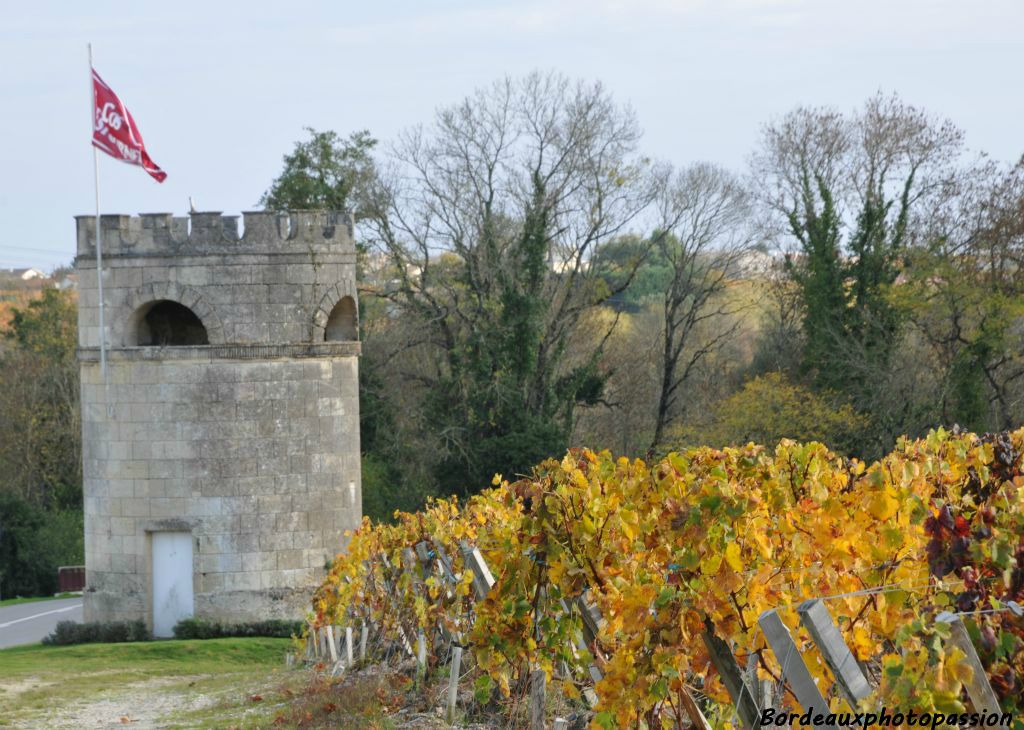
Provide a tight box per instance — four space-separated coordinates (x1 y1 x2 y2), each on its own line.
74 208 359 349
75 211 356 257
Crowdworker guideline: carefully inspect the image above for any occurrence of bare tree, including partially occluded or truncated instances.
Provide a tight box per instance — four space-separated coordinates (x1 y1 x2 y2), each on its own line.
650 163 756 448
360 72 658 491
749 94 965 399
750 259 804 375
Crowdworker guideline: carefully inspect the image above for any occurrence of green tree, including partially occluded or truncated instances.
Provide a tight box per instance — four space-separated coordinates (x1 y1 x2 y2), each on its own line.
0 288 80 509
0 287 83 598
260 128 377 218
593 234 672 312
0 495 83 598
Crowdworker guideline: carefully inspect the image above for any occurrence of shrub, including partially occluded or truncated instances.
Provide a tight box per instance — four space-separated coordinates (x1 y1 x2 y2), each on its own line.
42 619 150 645
669 371 869 455
172 617 302 640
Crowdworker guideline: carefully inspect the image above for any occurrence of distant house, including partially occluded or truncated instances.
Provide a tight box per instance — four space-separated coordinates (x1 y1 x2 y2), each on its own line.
8 268 46 281
732 250 779 279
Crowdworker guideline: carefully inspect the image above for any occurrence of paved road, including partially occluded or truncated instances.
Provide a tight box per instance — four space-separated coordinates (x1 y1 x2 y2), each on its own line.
0 598 82 649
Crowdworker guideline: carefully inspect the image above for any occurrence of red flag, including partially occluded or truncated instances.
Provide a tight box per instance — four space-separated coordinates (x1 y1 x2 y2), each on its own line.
92 68 167 182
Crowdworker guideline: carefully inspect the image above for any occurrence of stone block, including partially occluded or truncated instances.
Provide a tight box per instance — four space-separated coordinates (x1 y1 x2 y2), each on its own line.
110 553 137 573
255 512 277 533
292 530 320 550
307 509 333 532
224 571 261 592
200 477 235 497
257 494 290 514
199 572 225 593
260 531 292 551
257 456 289 477
199 552 241 574
304 549 329 569
177 267 209 286
198 533 230 554
285 264 317 284
233 322 269 342
198 402 236 423
202 514 240 534
276 474 307 493
107 479 135 499
289 492 322 513
235 458 259 477
259 570 285 589
150 498 186 519
233 533 260 553
149 460 183 479
188 497 223 517
109 459 149 480
122 498 151 518
280 568 317 586
89 551 113 573
275 511 307 532
161 479 191 498
223 494 261 514
276 549 306 570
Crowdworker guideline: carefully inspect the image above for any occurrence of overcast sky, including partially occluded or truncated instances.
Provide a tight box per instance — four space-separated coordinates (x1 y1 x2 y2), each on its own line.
1 0 1021 271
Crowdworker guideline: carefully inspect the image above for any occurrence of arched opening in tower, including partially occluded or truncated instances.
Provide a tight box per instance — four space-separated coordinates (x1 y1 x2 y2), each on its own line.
324 296 358 341
132 300 209 346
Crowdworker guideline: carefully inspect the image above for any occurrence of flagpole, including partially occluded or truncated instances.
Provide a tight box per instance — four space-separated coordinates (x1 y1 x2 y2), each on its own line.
88 43 107 378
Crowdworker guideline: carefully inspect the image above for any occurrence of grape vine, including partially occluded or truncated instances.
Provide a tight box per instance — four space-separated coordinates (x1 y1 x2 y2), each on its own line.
312 428 1024 728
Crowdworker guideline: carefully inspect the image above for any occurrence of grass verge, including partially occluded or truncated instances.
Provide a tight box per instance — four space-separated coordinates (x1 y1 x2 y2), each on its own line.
0 637 293 728
0 593 79 608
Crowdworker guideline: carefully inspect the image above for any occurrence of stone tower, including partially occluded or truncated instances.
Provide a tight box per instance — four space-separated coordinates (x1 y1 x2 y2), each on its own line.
75 211 361 634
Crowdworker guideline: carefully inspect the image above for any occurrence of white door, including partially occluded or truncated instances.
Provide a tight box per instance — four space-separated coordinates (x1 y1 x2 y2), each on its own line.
152 532 194 638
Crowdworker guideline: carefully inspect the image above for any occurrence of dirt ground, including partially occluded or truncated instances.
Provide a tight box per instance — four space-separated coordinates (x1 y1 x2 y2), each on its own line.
2 673 269 729
0 640 587 729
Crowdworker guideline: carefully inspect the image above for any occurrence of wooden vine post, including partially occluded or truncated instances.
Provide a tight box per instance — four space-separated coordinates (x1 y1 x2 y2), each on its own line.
700 619 761 730
936 612 1006 724
458 540 496 600
325 625 338 663
797 599 873 706
415 540 456 650
575 591 708 726
378 553 415 657
756 599 1011 730
529 667 546 730
447 645 463 725
416 630 428 680
758 609 831 724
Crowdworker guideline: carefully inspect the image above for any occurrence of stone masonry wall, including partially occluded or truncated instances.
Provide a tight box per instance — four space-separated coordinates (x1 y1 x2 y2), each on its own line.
81 350 361 622
76 211 362 626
